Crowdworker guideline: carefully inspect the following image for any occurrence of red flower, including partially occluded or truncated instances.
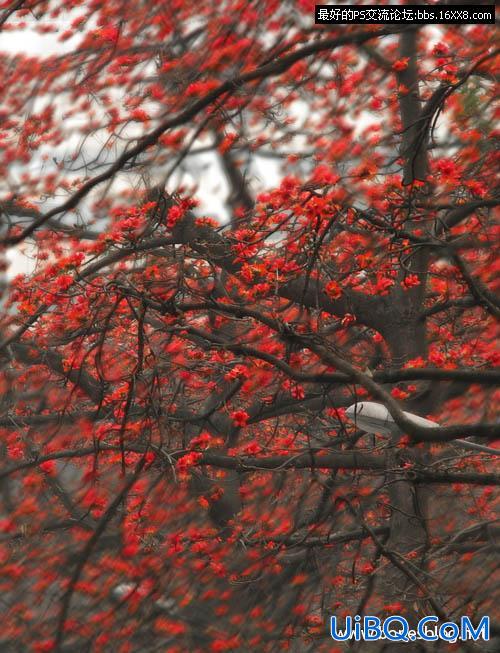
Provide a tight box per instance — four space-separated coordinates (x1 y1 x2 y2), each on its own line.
429 350 446 366
99 26 119 42
432 42 449 56
166 205 184 229
34 641 55 653
130 108 150 122
176 452 202 473
361 562 375 574
325 280 342 299
189 432 212 450
290 384 305 399
39 460 56 475
185 80 219 97
244 440 261 454
122 541 140 557
401 274 421 290
374 276 394 296
330 575 344 587
341 313 356 327
391 387 409 400
383 602 404 612
55 274 73 291
231 410 249 427
392 57 410 71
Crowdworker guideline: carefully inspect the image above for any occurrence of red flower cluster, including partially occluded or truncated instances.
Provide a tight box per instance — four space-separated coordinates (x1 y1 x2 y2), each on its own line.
230 410 250 427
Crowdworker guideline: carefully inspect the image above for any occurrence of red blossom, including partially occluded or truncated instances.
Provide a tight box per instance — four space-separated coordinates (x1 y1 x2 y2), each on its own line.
230 410 249 427
391 387 409 400
166 205 184 229
325 280 342 299
130 109 150 122
176 452 203 473
39 460 56 475
401 274 421 289
392 57 410 71
374 276 394 296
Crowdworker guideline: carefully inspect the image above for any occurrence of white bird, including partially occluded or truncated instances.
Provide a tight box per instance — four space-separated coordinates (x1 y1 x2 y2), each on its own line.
346 401 438 436
345 401 499 455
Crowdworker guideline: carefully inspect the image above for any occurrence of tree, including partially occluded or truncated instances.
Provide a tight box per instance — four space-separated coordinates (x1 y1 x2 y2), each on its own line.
0 2 498 652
